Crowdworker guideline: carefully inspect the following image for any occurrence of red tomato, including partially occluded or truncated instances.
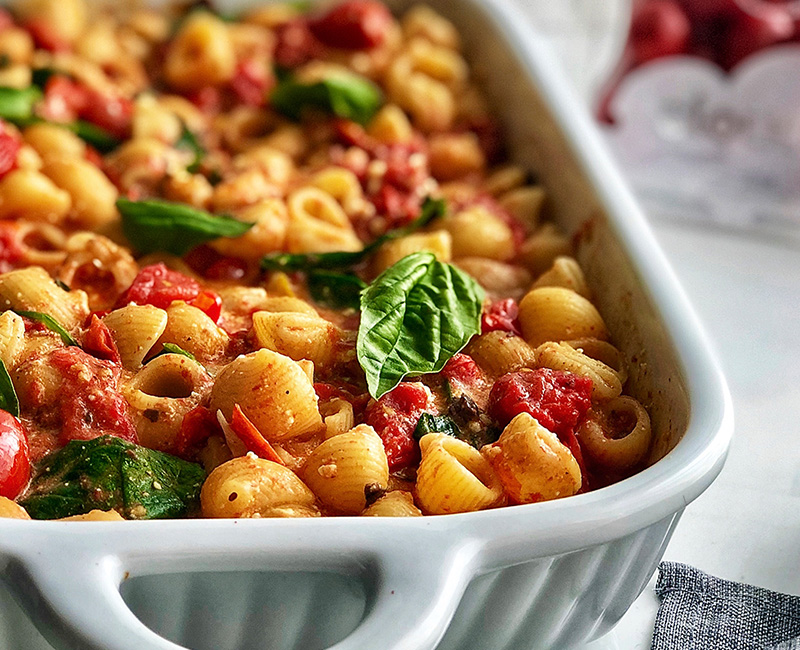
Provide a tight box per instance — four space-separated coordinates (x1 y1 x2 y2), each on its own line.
722 5 795 68
190 290 222 324
0 411 30 500
629 0 691 64
309 0 393 49
39 76 87 122
274 19 323 68
187 86 222 115
230 59 273 107
441 353 483 386
0 121 20 178
115 263 201 310
229 405 284 464
82 315 121 364
79 89 133 138
481 298 521 336
0 222 22 273
365 382 432 470
204 257 247 281
488 368 593 438
676 0 737 20
49 347 137 445
24 18 70 51
0 9 15 32
175 406 220 459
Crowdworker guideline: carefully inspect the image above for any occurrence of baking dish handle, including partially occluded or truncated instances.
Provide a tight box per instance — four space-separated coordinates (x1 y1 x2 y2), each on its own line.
4 530 480 650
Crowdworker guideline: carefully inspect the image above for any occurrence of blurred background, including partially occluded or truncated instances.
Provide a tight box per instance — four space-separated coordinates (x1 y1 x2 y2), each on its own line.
518 1 800 648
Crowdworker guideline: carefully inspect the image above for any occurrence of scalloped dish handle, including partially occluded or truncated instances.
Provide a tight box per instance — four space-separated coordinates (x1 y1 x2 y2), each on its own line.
1 525 479 650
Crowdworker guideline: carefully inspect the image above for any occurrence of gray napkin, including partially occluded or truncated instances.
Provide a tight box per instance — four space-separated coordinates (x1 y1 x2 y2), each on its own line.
652 562 800 650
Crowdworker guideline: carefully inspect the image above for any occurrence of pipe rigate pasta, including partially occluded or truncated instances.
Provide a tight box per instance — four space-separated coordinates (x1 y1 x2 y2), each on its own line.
302 424 389 515
577 397 652 472
362 490 422 517
518 287 609 348
534 341 623 401
201 455 319 518
482 413 582 504
102 305 168 370
415 433 505 515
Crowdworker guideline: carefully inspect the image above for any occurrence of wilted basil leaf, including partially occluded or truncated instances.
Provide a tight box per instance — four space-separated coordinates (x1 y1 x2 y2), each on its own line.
117 198 254 256
271 74 382 124
307 270 367 310
14 310 78 346
0 359 19 417
0 86 42 123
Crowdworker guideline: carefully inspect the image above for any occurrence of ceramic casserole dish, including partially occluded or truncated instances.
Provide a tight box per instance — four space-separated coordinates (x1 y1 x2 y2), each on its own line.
0 0 733 648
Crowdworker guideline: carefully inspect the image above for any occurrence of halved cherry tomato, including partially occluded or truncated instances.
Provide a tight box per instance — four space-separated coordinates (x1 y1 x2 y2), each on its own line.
230 59 273 107
365 382 432 470
82 314 121 364
0 411 31 500
115 263 201 310
175 405 221 459
24 18 70 51
39 76 133 137
0 120 21 178
481 298 521 336
309 0 393 49
229 405 284 464
190 290 223 324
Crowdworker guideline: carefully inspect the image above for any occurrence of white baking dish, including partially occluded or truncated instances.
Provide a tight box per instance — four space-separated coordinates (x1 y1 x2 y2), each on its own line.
0 1 733 648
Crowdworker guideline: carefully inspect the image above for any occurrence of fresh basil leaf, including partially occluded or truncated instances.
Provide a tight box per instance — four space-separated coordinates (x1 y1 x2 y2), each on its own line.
413 412 460 441
69 120 120 152
117 198 254 256
271 74 382 124
152 343 197 362
308 270 366 310
31 67 58 89
20 435 206 520
0 86 42 123
357 252 484 399
260 197 446 273
0 359 19 417
14 310 78 346
176 122 205 173
54 278 71 292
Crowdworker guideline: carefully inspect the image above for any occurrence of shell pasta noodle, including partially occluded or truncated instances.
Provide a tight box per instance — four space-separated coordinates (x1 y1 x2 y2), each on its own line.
0 0 656 521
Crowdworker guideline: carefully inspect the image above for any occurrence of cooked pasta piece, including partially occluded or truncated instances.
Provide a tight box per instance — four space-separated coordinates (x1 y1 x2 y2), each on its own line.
482 412 582 503
58 509 125 522
103 305 168 370
252 310 341 368
0 266 88 330
157 302 229 362
415 433 505 514
123 354 212 451
518 287 609 348
367 104 413 144
13 0 88 46
442 206 514 261
0 311 25 369
0 496 31 519
534 341 623 401
401 5 460 49
517 223 572 276
428 133 485 181
577 396 652 472
0 169 71 223
15 222 68 269
564 338 629 386
484 165 528 197
22 123 86 162
531 256 590 298
498 186 546 232
373 230 452 274
362 490 422 517
321 398 355 440
466 331 537 377
302 424 389 515
285 187 363 253
164 11 236 90
209 349 323 442
201 455 320 518
453 258 532 301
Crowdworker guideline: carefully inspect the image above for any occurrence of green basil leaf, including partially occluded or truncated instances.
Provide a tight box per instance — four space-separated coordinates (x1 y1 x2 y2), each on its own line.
176 122 205 173
271 74 382 124
308 270 366 310
0 86 42 123
0 359 19 417
69 120 120 153
20 435 206 520
14 310 78 346
357 252 484 399
151 343 197 362
31 67 58 89
260 197 446 273
117 198 254 256
413 412 461 441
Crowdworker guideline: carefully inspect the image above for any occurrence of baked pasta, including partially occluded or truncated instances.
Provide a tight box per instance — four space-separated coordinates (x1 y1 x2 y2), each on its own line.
0 0 652 520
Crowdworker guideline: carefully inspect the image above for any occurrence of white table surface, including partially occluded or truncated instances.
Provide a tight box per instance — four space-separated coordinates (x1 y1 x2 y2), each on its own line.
517 3 800 648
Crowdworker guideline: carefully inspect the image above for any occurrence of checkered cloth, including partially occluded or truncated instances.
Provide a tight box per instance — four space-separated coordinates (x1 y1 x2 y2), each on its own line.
652 562 800 650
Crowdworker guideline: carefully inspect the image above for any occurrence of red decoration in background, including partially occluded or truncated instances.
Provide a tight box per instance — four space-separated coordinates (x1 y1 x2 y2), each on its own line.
600 0 800 122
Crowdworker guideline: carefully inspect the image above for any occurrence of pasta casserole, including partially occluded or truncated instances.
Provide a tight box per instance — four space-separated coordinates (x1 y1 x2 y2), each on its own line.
0 0 653 521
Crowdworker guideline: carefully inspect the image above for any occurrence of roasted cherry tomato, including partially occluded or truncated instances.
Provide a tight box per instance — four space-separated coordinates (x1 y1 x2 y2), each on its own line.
0 120 20 179
0 410 31 500
309 0 393 49
365 382 432 470
82 314 121 364
116 263 201 310
481 298 521 336
190 290 223 324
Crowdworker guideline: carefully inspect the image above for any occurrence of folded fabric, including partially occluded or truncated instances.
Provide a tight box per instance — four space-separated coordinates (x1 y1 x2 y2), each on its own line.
652 562 800 650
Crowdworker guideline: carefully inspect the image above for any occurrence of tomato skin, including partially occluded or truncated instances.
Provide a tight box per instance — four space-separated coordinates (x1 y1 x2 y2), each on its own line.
481 298 521 336
39 76 132 137
365 382 432 470
79 90 133 139
0 120 21 179
190 290 222 324
229 405 284 464
116 263 201 310
24 18 70 51
0 222 22 273
82 314 121 364
230 59 273 107
175 406 220 459
0 411 30 500
309 0 393 50
489 369 593 438
442 353 483 386
721 5 795 69
274 19 323 68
